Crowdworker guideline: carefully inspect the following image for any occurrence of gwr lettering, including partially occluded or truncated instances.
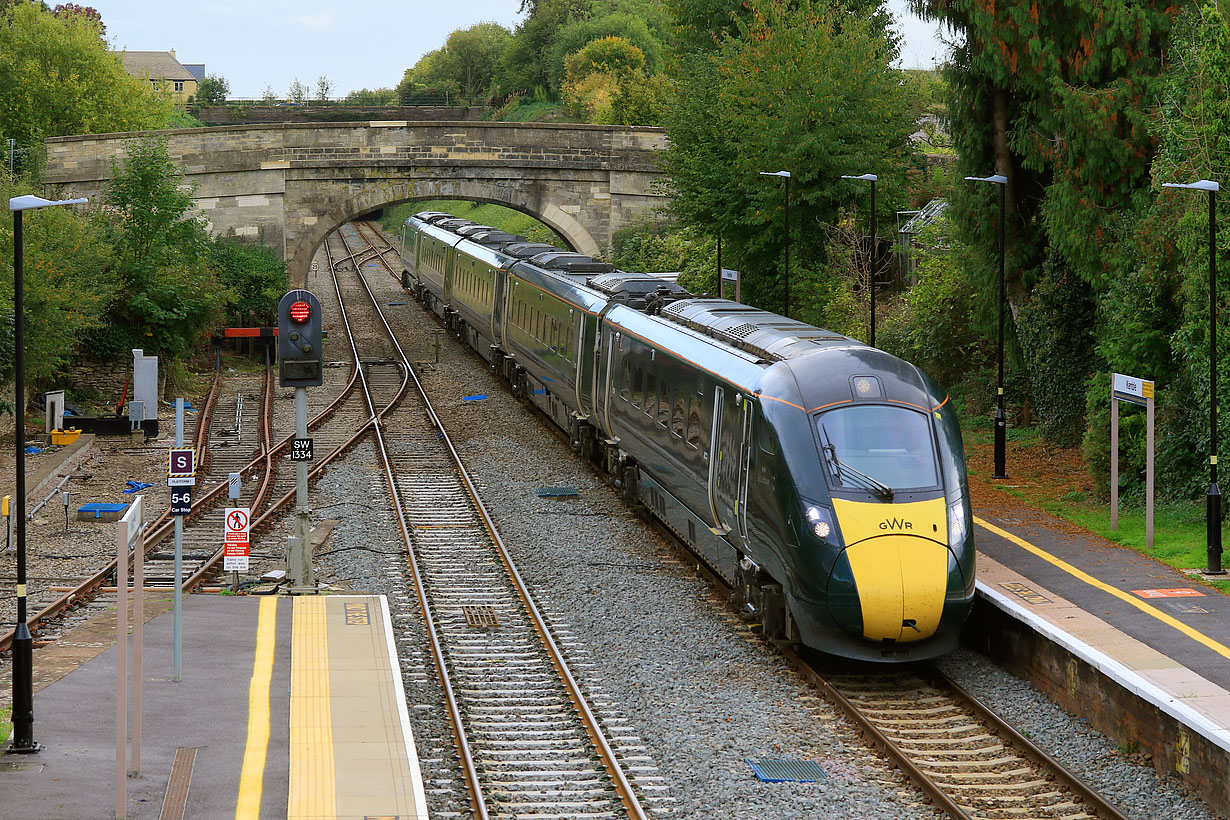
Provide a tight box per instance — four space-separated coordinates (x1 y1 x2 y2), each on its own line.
880 518 913 531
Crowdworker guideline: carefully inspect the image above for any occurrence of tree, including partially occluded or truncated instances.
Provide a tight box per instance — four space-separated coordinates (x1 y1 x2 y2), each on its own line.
344 87 397 105
261 85 277 104
315 75 333 102
547 13 661 94
207 237 287 324
0 2 170 144
0 177 115 390
399 22 512 102
100 136 225 360
288 79 308 104
197 74 229 105
662 0 913 319
561 36 645 121
52 3 104 34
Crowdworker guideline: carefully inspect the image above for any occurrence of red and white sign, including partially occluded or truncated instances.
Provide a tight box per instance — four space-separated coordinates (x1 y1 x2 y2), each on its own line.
1133 588 1205 599
224 507 250 572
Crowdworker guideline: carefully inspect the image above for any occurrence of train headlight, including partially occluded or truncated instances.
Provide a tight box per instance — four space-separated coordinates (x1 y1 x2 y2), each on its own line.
805 505 836 541
947 499 967 547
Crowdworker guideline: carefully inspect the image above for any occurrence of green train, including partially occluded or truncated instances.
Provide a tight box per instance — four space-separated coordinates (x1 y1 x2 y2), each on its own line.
399 211 975 661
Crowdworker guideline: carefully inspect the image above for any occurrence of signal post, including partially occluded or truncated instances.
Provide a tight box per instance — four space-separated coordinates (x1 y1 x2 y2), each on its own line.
278 290 324 592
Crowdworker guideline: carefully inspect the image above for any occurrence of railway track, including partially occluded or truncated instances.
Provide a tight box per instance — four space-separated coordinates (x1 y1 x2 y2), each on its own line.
332 221 661 819
356 217 1140 820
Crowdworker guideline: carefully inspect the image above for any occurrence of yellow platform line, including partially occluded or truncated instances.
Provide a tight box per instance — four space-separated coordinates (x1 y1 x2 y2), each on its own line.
235 597 277 820
289 596 336 818
976 516 1230 661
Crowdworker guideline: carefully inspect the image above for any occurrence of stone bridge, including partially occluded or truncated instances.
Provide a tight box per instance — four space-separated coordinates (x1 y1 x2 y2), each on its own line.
42 121 669 287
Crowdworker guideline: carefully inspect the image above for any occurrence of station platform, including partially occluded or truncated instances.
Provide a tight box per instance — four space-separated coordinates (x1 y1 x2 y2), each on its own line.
970 496 1230 813
1 593 427 820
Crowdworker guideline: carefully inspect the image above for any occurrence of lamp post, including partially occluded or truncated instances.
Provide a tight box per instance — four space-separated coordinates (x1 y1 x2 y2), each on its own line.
965 174 1009 479
759 170 791 316
1163 179 1223 574
7 194 88 754
841 173 879 346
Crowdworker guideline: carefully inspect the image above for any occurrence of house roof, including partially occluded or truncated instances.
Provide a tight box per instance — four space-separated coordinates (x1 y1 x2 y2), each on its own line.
116 51 196 81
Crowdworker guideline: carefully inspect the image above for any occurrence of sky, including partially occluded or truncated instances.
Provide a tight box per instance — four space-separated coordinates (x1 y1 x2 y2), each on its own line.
91 1 953 99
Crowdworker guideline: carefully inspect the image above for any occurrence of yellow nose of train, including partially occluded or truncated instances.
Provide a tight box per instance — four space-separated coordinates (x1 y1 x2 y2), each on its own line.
830 498 949 642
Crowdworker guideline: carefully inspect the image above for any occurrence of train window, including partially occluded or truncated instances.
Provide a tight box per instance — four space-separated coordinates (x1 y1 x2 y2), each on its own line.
620 361 630 402
671 391 685 438
757 413 777 455
817 406 939 491
686 395 702 448
631 367 643 408
657 380 669 427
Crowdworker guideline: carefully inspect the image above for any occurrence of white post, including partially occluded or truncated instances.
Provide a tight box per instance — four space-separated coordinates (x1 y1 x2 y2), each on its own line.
1147 392 1155 549
115 504 128 820
1111 385 1119 531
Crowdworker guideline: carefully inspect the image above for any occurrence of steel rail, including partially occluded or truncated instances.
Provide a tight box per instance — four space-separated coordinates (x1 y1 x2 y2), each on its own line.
351 219 649 819
923 666 1134 820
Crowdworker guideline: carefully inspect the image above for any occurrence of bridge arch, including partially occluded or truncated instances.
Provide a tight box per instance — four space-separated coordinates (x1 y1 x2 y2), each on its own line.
42 121 668 287
296 177 602 286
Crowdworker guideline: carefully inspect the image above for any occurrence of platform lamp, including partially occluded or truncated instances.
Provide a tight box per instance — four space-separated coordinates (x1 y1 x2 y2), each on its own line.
841 173 879 346
1162 179 1224 574
759 170 791 317
7 194 88 754
964 173 1009 480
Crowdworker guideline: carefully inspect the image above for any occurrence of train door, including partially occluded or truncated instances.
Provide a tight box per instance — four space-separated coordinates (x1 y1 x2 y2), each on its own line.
708 387 753 540
600 330 618 435
736 399 753 549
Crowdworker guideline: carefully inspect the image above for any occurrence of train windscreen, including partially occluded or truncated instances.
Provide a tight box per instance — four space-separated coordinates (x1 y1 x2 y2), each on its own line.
816 405 939 492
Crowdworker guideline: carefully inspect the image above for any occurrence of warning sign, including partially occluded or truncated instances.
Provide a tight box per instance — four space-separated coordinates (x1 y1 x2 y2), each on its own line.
223 507 250 572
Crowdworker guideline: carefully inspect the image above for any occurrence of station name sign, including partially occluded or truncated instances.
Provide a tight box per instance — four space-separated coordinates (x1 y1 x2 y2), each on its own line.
1112 373 1154 407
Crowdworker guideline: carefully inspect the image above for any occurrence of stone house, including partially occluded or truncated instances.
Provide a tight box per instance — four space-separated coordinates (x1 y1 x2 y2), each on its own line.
115 50 200 105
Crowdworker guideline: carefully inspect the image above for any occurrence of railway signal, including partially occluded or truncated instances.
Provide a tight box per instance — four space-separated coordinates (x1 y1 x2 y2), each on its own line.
278 290 323 387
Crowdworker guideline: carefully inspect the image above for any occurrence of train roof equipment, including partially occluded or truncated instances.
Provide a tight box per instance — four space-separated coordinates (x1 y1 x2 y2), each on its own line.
588 271 690 312
465 229 524 247
660 299 855 362
503 241 560 259
525 252 615 274
412 211 457 224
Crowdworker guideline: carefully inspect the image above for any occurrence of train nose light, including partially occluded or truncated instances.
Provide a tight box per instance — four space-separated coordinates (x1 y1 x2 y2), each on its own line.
851 375 883 399
806 505 834 539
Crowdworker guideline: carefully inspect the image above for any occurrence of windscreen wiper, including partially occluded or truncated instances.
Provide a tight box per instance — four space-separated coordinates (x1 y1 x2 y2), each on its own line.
821 424 894 501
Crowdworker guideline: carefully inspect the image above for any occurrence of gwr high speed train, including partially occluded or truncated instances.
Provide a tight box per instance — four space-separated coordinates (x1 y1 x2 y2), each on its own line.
399 211 974 661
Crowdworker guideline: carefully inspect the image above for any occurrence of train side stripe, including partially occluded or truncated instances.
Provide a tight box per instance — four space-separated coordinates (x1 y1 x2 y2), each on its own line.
975 516 1230 661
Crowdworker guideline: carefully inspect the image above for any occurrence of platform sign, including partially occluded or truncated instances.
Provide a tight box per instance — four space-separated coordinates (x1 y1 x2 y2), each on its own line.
223 507 250 572
170 487 191 516
1132 588 1205 599
1113 373 1154 407
1110 373 1155 549
168 448 196 487
289 438 314 462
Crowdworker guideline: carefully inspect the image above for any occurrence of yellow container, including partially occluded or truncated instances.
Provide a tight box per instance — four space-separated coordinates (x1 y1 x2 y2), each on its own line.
50 428 81 446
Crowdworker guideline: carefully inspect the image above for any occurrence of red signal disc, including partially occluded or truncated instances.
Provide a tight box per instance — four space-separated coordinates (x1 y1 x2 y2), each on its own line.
289 300 311 322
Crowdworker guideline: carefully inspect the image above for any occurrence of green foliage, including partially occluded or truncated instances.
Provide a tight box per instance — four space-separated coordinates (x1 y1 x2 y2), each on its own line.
196 74 229 105
1016 252 1099 447
401 22 513 103
100 136 225 360
877 221 988 394
662 0 913 317
0 177 115 389
609 223 717 291
561 36 645 121
207 238 287 324
548 13 660 94
344 88 398 105
499 0 590 96
0 2 171 144
606 69 670 126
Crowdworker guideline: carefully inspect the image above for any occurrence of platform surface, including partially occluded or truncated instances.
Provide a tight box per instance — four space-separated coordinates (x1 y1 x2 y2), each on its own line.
0 592 426 820
974 503 1230 750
